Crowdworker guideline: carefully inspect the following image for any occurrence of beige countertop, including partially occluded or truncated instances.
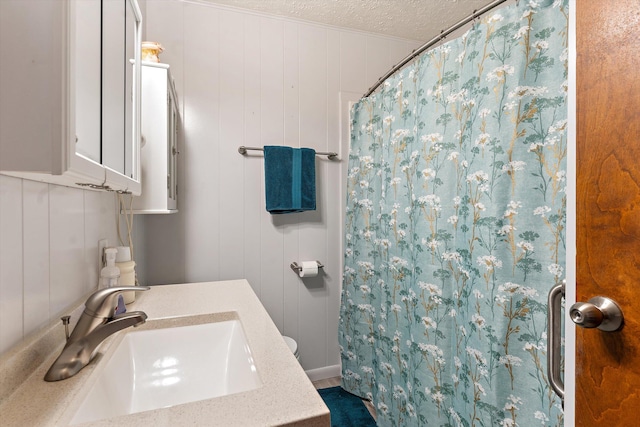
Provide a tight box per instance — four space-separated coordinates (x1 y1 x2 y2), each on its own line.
0 280 330 426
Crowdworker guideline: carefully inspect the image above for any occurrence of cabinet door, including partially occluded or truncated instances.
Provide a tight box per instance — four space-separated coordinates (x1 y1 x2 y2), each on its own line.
0 0 141 194
124 0 136 179
131 63 178 213
102 0 142 194
168 93 178 207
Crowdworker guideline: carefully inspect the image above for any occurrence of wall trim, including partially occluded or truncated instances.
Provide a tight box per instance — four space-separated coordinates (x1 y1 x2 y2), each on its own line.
564 0 576 425
305 364 341 382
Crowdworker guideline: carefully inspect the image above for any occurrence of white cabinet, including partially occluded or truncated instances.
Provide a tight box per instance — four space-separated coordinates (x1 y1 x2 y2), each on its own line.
131 62 179 214
0 0 142 195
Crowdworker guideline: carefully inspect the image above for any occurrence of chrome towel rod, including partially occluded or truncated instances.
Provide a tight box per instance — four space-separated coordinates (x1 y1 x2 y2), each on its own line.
238 146 338 160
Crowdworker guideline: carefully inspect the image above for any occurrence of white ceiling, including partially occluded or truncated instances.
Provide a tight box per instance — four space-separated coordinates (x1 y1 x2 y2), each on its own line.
199 0 499 41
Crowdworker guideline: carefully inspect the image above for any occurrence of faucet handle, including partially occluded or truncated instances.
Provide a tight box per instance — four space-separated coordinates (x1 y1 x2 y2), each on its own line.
84 286 151 318
61 315 71 341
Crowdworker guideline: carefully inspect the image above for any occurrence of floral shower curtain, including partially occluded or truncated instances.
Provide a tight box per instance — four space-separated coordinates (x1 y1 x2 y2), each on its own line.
339 1 568 426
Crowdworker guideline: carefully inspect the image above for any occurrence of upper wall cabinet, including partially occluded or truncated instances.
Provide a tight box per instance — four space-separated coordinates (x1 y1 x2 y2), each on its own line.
131 62 179 214
0 0 142 195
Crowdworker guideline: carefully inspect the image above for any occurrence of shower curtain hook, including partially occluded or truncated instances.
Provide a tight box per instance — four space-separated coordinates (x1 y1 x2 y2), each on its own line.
471 10 480 26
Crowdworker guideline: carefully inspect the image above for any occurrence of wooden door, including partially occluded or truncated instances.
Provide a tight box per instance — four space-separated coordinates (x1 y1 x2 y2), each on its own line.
576 0 640 425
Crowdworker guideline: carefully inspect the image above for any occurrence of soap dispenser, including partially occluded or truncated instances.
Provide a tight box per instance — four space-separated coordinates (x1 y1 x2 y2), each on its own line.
100 247 120 288
115 246 137 304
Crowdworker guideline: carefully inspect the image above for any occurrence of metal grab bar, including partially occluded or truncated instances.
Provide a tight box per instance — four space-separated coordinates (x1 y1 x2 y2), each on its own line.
238 146 338 160
547 280 565 403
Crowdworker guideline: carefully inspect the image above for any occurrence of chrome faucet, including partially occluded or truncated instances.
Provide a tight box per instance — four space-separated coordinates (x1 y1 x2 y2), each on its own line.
44 286 151 382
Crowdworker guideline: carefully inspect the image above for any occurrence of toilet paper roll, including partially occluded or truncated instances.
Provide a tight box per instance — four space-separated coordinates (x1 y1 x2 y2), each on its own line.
299 261 318 278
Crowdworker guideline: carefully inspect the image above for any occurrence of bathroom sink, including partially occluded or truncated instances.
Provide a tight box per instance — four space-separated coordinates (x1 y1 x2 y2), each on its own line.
70 318 261 425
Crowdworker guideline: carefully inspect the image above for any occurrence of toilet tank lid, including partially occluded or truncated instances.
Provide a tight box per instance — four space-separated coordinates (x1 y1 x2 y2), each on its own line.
282 336 298 354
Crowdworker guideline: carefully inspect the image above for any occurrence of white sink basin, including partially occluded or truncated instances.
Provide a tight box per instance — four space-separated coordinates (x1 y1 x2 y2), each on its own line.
70 318 261 425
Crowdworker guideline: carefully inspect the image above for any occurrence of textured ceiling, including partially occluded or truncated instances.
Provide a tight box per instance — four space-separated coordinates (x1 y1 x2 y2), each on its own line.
199 0 499 41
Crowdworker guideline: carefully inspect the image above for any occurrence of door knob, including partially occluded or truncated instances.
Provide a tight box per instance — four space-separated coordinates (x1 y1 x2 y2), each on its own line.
569 296 624 331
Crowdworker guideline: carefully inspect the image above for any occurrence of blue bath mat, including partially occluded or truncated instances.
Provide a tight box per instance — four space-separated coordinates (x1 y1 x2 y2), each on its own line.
318 386 376 427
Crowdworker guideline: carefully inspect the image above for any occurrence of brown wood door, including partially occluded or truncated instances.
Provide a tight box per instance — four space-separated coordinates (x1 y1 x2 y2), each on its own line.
576 0 640 425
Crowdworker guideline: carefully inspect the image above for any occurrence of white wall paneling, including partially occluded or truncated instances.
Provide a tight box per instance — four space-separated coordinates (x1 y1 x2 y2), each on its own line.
22 180 50 335
295 24 329 370
258 16 285 328
281 20 301 341
49 186 86 317
142 0 421 371
182 2 219 283
340 32 368 94
323 30 341 366
218 9 246 281
0 176 24 353
84 191 119 292
0 174 123 356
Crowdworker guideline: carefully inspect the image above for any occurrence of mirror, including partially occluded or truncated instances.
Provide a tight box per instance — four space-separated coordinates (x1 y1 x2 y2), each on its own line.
102 0 126 174
73 0 101 164
102 0 140 179
73 0 140 179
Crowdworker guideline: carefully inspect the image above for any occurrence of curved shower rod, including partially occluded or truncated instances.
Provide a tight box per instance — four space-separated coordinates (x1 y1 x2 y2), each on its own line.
364 0 510 98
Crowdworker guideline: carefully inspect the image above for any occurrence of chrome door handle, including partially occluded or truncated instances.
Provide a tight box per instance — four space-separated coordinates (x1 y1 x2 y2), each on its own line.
570 296 624 331
547 281 564 403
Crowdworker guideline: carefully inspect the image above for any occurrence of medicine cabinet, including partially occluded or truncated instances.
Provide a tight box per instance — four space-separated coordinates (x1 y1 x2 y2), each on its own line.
131 62 179 214
0 0 142 195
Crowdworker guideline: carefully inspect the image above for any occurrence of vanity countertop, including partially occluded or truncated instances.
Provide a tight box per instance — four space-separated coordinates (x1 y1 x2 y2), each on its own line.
0 280 330 426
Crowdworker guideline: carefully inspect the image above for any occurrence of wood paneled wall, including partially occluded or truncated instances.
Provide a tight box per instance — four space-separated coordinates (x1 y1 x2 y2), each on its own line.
141 0 419 371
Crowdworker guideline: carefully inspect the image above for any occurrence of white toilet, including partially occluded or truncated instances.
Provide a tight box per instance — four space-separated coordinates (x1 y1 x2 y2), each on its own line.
283 336 299 360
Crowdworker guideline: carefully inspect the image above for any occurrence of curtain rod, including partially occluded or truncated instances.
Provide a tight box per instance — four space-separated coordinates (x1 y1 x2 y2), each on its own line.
363 0 510 98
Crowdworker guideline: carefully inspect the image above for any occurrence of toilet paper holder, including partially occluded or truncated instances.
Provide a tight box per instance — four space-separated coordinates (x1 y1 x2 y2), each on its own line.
290 261 324 274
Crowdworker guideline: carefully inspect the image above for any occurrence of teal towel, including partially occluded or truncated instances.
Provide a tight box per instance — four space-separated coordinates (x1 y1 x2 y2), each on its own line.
318 386 376 427
264 146 316 214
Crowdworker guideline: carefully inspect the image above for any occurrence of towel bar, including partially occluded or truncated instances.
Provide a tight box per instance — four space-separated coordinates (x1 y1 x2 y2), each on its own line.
238 146 338 160
290 261 324 274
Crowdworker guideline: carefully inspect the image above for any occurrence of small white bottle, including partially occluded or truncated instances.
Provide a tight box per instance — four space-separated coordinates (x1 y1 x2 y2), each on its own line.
100 247 120 288
115 246 137 304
